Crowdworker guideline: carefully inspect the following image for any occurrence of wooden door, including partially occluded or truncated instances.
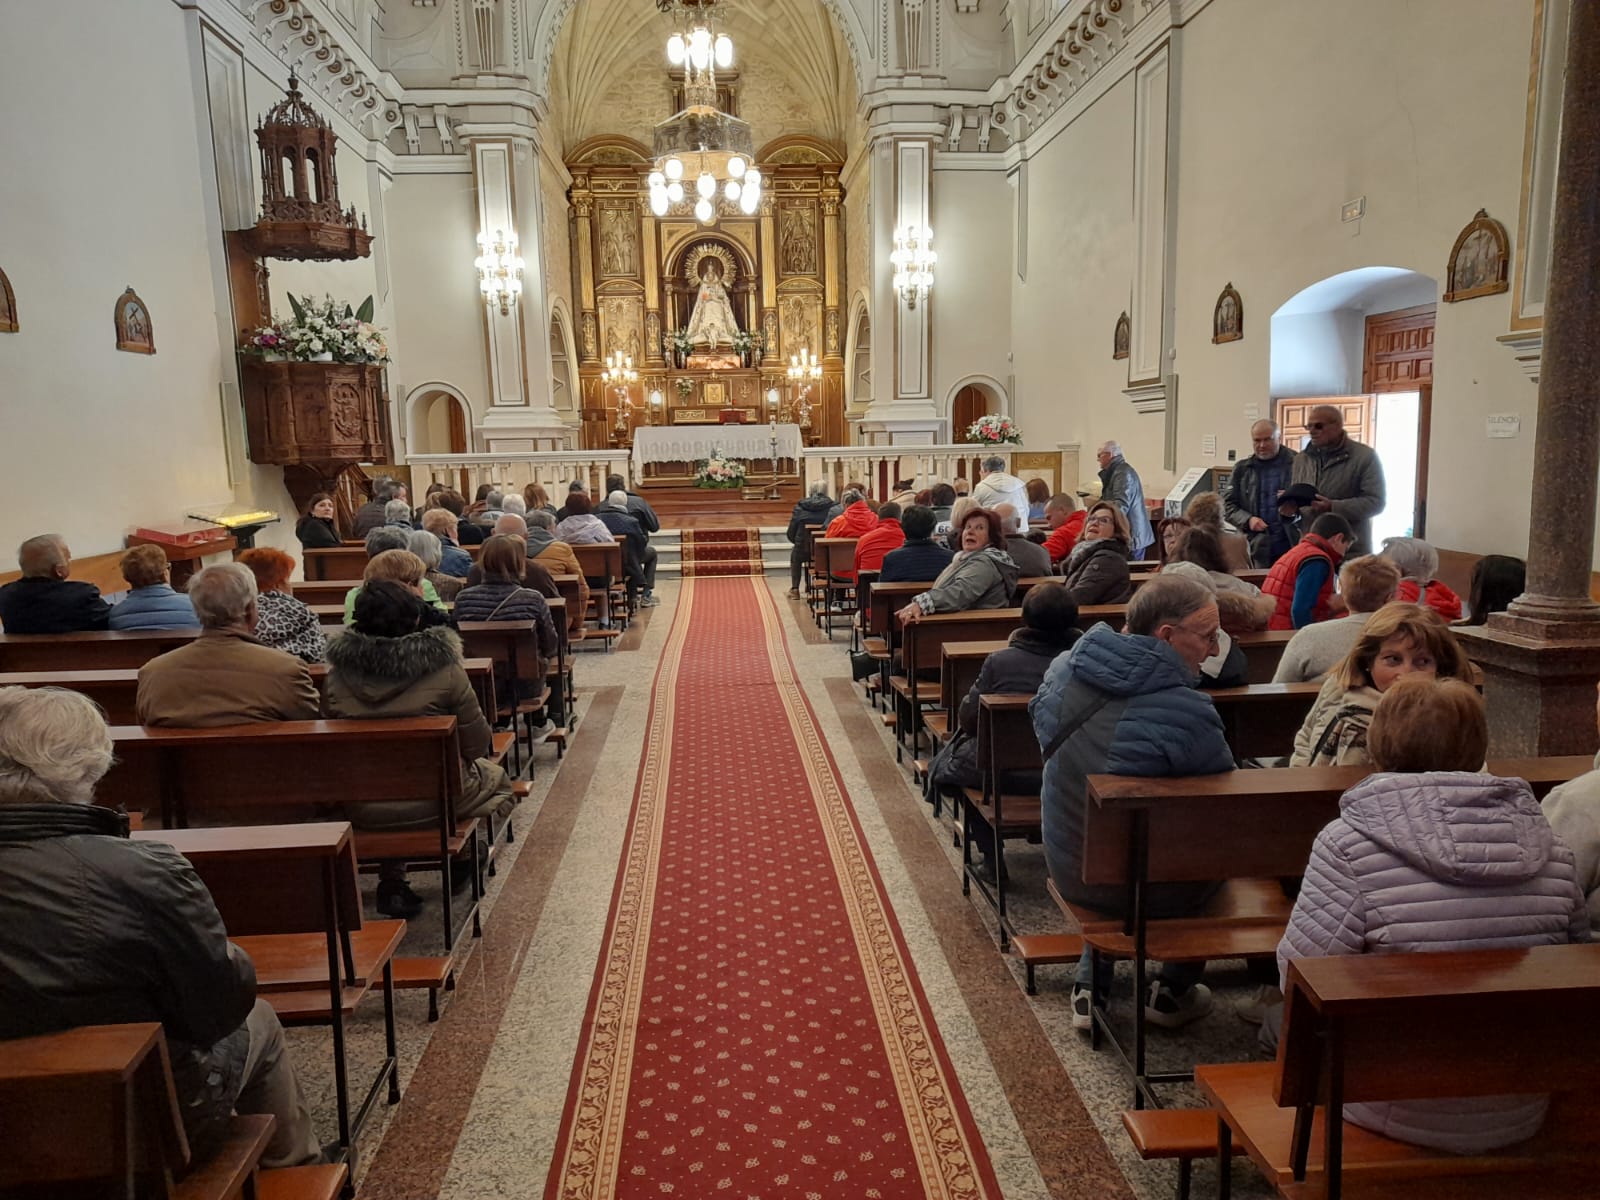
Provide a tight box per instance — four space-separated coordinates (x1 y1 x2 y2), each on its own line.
951 385 993 440
1363 304 1435 393
1276 395 1376 451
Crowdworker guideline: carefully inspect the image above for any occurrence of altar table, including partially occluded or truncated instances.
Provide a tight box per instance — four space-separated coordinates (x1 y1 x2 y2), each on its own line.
631 423 802 473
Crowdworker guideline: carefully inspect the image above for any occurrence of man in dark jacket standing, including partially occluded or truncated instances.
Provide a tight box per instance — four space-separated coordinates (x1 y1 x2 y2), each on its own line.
1032 575 1235 1031
0 686 320 1168
0 535 111 633
1096 441 1155 558
786 481 834 597
879 505 954 582
1288 404 1386 555
597 490 656 607
606 473 660 537
1224 418 1299 566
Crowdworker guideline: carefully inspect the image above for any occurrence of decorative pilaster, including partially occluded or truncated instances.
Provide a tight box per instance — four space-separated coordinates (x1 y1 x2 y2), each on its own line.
822 174 843 362
1459 0 1600 756
572 175 599 363
760 193 779 362
1125 42 1174 415
640 194 663 363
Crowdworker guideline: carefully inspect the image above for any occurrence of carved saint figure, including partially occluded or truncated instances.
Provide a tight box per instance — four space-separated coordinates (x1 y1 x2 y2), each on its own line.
600 210 636 276
684 258 740 350
781 208 817 275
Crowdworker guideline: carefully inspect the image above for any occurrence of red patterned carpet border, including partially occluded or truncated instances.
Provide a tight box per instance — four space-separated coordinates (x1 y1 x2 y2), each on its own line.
679 529 766 577
544 577 1001 1200
680 529 762 546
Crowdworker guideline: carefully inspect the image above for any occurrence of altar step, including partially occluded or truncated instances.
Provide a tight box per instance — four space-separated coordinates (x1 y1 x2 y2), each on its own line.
652 526 790 579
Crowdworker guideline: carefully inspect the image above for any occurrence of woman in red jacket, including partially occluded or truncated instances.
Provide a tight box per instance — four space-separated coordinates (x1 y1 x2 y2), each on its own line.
1380 536 1462 622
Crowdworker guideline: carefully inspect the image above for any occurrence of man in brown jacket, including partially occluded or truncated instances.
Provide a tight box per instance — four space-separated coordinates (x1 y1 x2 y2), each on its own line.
136 564 320 727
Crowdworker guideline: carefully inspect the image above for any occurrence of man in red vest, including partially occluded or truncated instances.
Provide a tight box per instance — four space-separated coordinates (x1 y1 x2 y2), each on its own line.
1262 511 1355 630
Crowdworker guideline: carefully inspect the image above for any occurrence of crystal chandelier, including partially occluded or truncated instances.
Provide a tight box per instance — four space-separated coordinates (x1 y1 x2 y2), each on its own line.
475 229 524 314
647 1 761 225
891 226 936 309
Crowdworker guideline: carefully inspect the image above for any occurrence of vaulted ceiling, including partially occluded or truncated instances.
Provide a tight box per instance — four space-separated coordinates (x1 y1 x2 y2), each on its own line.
547 0 859 157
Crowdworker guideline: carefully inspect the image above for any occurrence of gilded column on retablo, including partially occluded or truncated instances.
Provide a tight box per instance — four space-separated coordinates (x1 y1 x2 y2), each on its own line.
572 177 599 362
640 194 663 363
759 193 779 362
822 174 843 362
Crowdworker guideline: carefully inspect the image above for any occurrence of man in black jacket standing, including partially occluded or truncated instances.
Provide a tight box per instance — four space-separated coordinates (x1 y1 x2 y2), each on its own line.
597 490 656 606
1224 418 1299 566
0 535 111 633
786 480 834 598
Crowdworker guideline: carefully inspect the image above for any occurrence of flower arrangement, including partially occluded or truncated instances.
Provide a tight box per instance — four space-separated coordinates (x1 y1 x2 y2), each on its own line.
694 450 748 489
244 294 389 365
731 329 761 355
675 377 695 399
965 413 1023 445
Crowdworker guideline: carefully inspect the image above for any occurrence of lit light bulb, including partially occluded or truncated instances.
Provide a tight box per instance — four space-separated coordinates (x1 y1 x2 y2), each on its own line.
725 179 741 202
666 34 685 65
689 28 711 69
663 157 684 181
694 196 715 224
650 189 669 217
739 187 759 215
647 171 665 189
714 34 733 68
666 180 684 203
695 173 716 200
727 156 746 179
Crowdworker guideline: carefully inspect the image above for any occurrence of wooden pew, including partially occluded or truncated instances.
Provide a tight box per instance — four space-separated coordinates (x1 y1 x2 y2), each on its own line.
133 822 400 1159
571 542 625 639
1235 629 1296 683
102 718 484 1020
0 660 499 734
0 1022 345 1199
812 537 859 639
893 610 1027 759
290 580 359 608
1071 756 1593 1107
1198 943 1600 1200
457 619 562 775
1206 681 1322 759
0 628 200 671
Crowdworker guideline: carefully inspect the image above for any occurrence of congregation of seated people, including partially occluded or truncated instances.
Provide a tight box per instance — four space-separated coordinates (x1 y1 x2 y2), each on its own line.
812 433 1600 1174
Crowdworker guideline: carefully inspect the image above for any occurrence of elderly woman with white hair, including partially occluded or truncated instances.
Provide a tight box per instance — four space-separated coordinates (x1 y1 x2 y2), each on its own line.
1380 535 1463 621
407 529 463 603
0 686 322 1168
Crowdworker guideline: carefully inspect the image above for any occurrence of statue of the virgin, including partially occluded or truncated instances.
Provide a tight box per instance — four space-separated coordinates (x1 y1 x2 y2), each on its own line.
684 257 740 350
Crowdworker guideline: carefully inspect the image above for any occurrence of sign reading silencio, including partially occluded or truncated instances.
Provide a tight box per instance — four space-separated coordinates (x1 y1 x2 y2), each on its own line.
1486 413 1522 439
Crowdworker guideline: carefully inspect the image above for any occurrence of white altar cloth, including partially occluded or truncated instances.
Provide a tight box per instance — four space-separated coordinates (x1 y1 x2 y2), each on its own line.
631 424 802 472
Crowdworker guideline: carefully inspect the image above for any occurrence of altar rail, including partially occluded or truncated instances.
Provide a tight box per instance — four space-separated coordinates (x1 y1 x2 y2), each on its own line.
408 451 633 499
406 445 1048 501
801 445 1028 499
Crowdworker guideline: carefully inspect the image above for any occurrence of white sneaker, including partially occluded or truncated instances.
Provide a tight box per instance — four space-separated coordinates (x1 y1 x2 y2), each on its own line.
1070 985 1094 1032
1144 981 1213 1029
1235 984 1282 1026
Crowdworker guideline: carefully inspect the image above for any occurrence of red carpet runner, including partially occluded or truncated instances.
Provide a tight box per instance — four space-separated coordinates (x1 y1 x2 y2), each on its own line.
546 576 1001 1200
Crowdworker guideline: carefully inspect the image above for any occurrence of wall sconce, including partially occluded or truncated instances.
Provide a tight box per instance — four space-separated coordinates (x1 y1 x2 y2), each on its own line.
475 229 525 315
890 225 936 309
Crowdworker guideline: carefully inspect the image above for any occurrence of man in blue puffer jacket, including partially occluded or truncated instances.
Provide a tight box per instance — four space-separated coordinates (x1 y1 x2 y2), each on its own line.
1031 575 1235 1030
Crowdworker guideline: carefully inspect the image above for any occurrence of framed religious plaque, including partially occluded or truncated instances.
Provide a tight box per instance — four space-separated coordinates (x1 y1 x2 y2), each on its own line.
1443 209 1509 303
1113 311 1130 360
703 381 727 407
1212 283 1243 345
114 287 155 354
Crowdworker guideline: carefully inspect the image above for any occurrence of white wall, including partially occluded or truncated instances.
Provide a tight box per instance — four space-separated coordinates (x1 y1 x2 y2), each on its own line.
1269 310 1365 398
931 169 1013 418
0 0 294 560
1004 0 1546 562
386 172 491 445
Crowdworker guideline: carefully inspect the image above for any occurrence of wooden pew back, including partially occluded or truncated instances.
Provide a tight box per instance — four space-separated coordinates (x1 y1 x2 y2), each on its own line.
0 629 199 672
303 546 371 581
102 717 462 830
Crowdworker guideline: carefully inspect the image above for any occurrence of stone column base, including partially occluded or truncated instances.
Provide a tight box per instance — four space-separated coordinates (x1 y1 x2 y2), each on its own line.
1457 620 1600 757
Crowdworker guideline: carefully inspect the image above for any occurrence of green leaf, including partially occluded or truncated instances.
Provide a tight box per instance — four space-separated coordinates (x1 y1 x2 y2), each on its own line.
356 296 375 323
287 293 307 323
343 304 354 320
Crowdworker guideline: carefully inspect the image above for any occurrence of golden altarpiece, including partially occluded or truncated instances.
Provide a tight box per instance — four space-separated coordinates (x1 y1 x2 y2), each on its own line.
566 128 847 479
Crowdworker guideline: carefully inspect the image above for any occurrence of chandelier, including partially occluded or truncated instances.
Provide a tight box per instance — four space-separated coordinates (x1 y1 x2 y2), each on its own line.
785 347 821 428
647 0 761 225
891 226 936 309
603 351 639 433
475 229 524 314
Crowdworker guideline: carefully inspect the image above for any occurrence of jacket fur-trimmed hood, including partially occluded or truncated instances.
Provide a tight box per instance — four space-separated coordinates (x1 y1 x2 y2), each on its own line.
325 625 462 704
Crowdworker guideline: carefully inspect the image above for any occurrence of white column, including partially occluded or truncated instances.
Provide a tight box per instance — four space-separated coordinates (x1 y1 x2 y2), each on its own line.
1124 41 1178 417
469 134 567 451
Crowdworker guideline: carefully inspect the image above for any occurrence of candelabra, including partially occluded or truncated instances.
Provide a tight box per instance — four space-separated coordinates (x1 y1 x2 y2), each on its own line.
891 225 936 309
603 351 639 435
786 347 822 430
475 229 525 314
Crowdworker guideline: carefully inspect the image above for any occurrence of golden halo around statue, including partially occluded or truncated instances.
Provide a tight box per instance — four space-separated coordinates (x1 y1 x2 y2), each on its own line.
684 242 738 288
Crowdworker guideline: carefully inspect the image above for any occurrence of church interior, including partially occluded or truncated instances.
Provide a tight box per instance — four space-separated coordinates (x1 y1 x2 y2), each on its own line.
4 1 1600 1198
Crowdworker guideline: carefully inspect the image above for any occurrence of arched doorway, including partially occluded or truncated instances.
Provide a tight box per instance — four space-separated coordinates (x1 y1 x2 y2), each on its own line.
948 376 1007 442
1270 267 1437 541
406 387 471 456
846 304 871 411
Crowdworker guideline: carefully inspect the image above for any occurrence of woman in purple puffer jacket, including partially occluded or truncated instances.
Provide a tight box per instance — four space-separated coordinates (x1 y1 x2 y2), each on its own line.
1278 676 1589 1154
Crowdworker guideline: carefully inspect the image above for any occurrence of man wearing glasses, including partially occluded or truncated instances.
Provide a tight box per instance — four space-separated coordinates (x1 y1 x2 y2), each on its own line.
1287 404 1386 555
1224 418 1298 566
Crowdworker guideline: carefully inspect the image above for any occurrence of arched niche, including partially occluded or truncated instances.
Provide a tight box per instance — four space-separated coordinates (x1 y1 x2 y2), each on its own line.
404 382 475 456
663 233 760 336
549 302 579 412
844 292 871 411
947 375 1009 440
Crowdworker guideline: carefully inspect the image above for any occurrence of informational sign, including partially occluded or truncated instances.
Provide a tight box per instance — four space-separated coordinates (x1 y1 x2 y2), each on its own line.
1486 413 1521 439
1165 466 1210 518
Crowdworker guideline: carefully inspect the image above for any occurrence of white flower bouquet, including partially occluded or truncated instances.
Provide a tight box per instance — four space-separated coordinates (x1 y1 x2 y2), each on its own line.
694 450 748 489
244 294 390 365
965 414 1023 445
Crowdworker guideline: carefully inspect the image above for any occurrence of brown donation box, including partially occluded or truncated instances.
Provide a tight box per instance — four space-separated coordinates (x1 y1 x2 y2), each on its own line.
240 359 389 467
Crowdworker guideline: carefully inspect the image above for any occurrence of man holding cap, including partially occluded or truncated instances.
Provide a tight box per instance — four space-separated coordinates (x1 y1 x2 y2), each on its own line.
1285 405 1385 554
